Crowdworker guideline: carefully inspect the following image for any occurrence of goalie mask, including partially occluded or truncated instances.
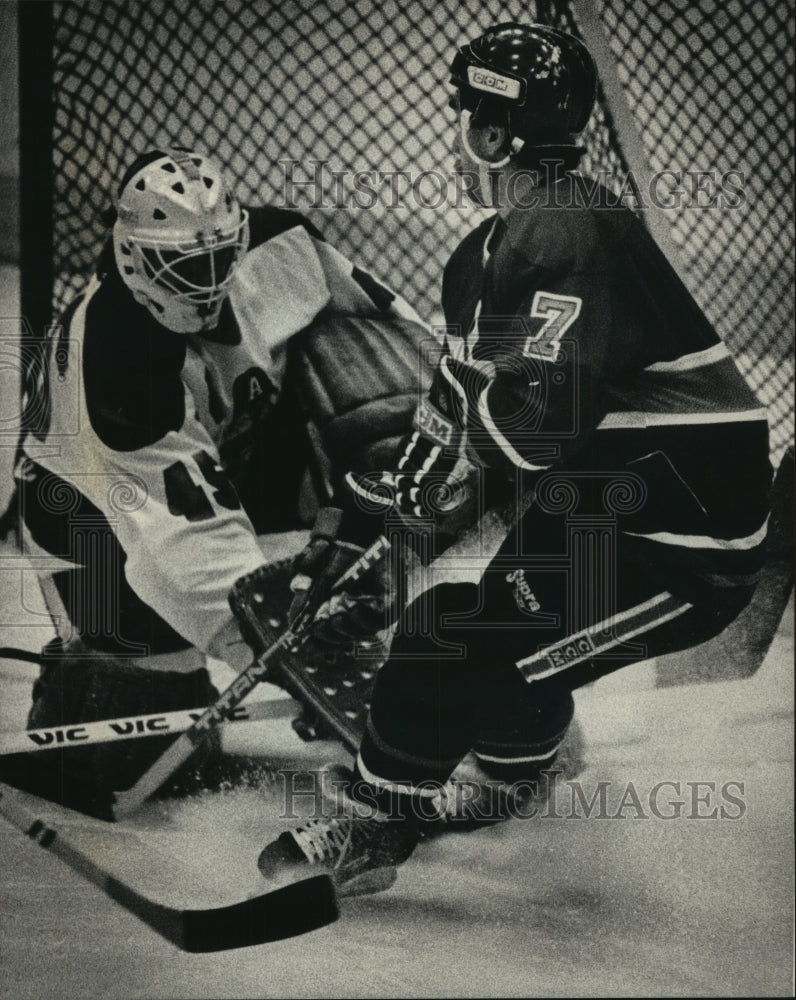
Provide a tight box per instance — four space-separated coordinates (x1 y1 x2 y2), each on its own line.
112 149 249 333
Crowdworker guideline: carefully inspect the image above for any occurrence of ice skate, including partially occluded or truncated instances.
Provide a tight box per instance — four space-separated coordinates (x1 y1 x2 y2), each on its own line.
258 768 420 897
432 717 586 833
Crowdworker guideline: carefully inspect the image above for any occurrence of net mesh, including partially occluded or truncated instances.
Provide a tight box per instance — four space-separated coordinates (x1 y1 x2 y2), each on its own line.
46 0 793 462
597 0 794 462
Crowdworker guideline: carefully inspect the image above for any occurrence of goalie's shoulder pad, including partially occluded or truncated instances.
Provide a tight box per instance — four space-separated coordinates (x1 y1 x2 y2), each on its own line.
246 205 324 249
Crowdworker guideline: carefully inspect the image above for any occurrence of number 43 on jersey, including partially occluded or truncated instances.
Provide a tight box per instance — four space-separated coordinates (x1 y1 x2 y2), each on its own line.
164 449 241 522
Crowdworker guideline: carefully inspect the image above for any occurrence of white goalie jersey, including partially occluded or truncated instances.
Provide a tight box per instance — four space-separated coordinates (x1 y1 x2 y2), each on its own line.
21 208 421 667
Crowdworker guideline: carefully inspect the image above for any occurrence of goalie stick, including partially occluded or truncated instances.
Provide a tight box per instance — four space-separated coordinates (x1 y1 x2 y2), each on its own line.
0 782 337 950
0 696 297 756
112 535 391 820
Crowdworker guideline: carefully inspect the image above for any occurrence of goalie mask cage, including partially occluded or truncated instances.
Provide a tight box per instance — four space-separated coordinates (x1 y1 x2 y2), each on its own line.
18 0 794 465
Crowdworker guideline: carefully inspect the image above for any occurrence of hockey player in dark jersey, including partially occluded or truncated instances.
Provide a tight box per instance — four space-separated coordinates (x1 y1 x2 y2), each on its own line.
256 23 773 894
17 147 430 795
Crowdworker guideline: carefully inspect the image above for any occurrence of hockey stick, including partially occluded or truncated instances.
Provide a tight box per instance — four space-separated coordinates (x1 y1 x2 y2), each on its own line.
112 534 391 820
0 697 297 756
0 782 337 950
0 646 45 666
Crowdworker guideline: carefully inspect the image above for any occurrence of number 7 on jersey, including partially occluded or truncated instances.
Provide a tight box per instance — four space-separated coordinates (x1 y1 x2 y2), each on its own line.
523 291 582 362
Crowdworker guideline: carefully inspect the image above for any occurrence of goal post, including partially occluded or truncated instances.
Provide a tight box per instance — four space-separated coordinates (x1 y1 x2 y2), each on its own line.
17 2 55 438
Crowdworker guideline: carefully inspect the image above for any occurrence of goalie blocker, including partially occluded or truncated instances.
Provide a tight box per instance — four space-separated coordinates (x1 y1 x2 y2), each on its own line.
229 544 389 754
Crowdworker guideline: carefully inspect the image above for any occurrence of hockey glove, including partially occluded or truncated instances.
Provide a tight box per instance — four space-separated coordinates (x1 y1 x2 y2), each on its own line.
346 397 482 545
288 508 393 648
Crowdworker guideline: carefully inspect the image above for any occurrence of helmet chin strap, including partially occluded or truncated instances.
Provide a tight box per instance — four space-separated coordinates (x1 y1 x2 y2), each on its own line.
459 109 525 208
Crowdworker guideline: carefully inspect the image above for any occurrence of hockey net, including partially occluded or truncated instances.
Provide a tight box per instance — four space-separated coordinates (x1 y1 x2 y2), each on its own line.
24 0 794 463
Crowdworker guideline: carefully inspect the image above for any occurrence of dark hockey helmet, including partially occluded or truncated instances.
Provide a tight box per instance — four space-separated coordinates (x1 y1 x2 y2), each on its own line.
450 22 597 149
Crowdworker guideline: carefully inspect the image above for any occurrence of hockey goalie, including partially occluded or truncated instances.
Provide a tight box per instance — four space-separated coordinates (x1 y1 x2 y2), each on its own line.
14 147 432 799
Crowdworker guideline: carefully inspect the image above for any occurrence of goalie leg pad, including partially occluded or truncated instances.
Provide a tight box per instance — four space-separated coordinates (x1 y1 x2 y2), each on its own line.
27 637 221 794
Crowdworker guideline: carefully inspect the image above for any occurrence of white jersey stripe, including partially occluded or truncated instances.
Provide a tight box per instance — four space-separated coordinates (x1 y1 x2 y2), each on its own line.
464 216 499 363
625 518 768 551
477 387 553 471
439 356 468 404
643 342 730 372
597 407 769 429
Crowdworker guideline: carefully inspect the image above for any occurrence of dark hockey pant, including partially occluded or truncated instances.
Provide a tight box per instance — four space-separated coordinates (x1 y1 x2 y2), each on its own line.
358 502 756 790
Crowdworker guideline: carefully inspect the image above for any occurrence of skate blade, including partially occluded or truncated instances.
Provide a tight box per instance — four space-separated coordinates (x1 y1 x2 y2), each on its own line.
336 864 398 898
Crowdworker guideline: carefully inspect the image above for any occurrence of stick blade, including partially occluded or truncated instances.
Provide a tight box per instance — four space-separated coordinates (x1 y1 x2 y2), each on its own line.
175 875 339 951
0 781 339 951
